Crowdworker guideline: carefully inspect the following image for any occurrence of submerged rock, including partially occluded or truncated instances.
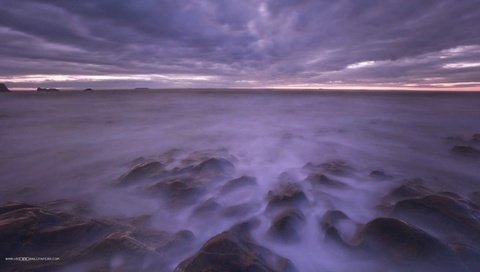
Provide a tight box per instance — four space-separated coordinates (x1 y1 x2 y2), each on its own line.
356 218 465 272
266 182 308 212
369 169 393 180
305 173 347 189
117 161 164 185
451 145 480 158
221 176 257 194
392 194 480 246
304 160 354 176
385 179 433 202
268 209 305 243
0 202 195 272
175 231 296 272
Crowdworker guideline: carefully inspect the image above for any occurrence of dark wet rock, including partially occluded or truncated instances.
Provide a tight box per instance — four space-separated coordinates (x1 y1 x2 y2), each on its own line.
78 231 168 271
146 176 204 208
392 194 480 246
320 210 350 231
117 161 164 185
451 145 480 158
369 169 393 181
468 192 480 206
266 182 308 212
305 173 347 189
0 83 10 92
355 218 466 272
192 198 220 218
221 175 257 194
386 179 432 201
320 210 358 243
304 160 354 176
453 243 480 272
0 202 193 272
230 218 261 239
192 157 235 180
175 231 296 272
221 203 258 218
37 87 59 92
268 209 305 243
472 133 480 143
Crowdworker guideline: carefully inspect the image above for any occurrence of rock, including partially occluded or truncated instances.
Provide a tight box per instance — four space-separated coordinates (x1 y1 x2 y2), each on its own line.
84 88 93 91
320 210 349 230
117 161 164 185
267 209 305 243
451 145 480 158
0 83 10 92
266 182 308 212
452 243 480 272
392 194 480 247
192 198 221 218
230 218 261 239
221 203 258 218
304 160 354 176
146 176 204 208
192 157 235 180
175 231 296 272
369 170 393 180
37 87 59 92
305 173 347 189
221 176 257 194
471 133 480 143
386 179 432 201
355 218 465 272
468 192 480 206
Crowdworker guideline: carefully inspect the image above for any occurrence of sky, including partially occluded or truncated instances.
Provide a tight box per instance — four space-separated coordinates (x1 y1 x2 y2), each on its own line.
1 0 480 91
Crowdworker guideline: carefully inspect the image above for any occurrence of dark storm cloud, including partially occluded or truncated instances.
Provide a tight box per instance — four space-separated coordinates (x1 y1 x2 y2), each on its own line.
0 0 479 89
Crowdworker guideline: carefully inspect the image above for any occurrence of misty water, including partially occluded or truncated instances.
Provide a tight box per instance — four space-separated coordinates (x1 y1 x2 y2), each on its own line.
1 90 479 271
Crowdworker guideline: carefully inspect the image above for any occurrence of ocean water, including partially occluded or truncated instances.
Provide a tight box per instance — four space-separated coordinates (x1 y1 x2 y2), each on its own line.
0 90 479 271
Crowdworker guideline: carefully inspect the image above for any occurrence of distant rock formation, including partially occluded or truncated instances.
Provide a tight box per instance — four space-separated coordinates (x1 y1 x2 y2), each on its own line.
37 87 59 92
0 83 10 92
84 88 93 91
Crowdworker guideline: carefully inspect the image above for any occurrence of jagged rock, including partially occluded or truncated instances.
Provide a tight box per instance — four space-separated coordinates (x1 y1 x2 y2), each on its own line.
452 243 480 272
268 209 305 243
117 161 164 185
221 203 258 218
146 176 204 208
355 218 466 272
175 231 296 272
305 173 347 189
266 182 308 212
192 198 220 218
369 170 393 180
472 133 480 143
191 157 235 180
386 179 433 201
392 194 480 246
304 160 354 176
221 176 257 194
451 145 480 158
469 192 480 206
0 83 10 92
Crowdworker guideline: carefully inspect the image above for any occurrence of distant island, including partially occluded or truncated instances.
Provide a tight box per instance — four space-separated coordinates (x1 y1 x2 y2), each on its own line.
0 83 11 92
37 87 60 92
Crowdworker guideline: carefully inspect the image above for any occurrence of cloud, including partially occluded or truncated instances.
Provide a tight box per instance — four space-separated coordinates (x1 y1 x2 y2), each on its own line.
0 0 479 89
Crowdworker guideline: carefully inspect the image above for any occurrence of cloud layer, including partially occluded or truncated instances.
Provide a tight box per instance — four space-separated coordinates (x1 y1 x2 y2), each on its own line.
1 0 480 89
